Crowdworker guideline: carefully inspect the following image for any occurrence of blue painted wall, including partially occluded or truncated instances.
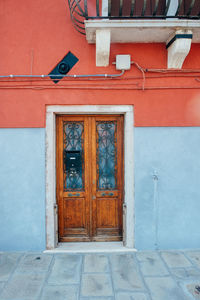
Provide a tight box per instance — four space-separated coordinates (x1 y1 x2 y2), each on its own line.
134 127 200 250
1 127 200 251
0 129 46 251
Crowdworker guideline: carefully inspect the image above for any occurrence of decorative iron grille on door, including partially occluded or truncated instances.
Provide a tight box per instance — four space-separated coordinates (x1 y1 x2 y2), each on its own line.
57 115 124 242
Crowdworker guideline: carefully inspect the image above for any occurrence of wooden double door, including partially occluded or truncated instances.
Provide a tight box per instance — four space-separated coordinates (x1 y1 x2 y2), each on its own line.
56 115 124 242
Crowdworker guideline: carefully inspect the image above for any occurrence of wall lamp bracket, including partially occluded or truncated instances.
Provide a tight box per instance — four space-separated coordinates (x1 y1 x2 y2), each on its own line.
48 51 79 83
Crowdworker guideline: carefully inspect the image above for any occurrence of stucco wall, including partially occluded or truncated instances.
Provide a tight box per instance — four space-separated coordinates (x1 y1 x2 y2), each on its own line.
1 0 200 128
135 127 200 250
0 129 46 251
0 127 200 251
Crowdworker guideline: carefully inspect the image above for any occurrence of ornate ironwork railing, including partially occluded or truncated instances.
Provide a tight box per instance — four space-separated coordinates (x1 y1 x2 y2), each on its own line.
68 0 200 34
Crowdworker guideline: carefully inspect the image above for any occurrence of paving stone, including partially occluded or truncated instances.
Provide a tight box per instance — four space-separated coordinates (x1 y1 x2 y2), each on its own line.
110 254 138 271
0 272 45 300
81 273 113 297
186 268 200 277
170 268 189 279
136 251 168 276
185 251 200 269
0 253 22 281
112 271 145 292
110 254 145 292
116 292 149 300
161 251 192 268
48 254 81 284
15 253 52 273
40 285 79 300
145 276 187 300
0 282 5 292
83 254 110 273
171 267 200 279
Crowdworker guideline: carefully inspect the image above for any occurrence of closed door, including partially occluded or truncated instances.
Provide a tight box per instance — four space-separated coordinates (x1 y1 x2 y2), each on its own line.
56 115 124 242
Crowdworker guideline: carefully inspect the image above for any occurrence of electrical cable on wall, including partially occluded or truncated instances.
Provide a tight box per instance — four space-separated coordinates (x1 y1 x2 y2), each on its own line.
0 70 125 79
1 60 200 90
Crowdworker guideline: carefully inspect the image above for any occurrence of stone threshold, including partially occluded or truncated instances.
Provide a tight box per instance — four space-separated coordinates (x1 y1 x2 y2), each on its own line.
44 242 137 254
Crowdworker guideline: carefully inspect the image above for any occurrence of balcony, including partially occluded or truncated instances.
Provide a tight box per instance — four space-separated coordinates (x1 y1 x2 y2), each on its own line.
68 0 200 68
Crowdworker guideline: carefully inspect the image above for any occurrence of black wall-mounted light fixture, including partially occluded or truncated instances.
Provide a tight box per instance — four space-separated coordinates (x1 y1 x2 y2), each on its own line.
49 51 79 83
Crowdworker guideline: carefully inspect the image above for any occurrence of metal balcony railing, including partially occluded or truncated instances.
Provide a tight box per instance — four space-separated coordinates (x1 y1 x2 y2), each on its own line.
68 0 200 34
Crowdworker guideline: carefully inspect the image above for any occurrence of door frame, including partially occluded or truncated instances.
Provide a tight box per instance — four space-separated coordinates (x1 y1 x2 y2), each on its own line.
46 105 134 249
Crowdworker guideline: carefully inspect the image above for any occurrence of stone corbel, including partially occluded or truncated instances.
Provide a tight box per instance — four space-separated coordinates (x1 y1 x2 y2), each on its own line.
96 29 111 67
166 30 193 69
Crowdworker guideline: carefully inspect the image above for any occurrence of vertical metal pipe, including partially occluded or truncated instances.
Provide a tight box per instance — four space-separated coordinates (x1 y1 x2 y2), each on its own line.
84 0 88 18
141 0 147 16
153 170 159 250
186 0 195 16
153 0 159 15
119 0 123 16
108 0 111 16
164 0 171 16
175 0 183 16
96 0 100 16
130 0 135 16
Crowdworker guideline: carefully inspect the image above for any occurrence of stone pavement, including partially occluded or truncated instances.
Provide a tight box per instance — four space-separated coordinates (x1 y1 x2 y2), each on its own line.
0 250 200 300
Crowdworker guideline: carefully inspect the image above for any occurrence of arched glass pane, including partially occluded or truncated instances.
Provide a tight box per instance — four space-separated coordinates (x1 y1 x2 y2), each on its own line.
96 121 117 190
63 122 84 191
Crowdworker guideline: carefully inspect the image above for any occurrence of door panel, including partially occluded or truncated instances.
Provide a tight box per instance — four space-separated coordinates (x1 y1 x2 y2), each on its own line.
91 116 123 241
56 115 124 242
57 116 90 242
96 198 118 227
63 198 85 228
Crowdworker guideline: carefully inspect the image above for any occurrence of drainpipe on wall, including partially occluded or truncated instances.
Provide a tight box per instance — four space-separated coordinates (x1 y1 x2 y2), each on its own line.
153 170 159 250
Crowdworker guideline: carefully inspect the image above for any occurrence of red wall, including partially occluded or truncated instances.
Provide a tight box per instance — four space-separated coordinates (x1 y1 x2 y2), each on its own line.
1 0 200 127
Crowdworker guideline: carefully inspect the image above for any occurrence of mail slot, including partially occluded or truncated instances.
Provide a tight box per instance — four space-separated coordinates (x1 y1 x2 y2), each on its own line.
64 150 82 174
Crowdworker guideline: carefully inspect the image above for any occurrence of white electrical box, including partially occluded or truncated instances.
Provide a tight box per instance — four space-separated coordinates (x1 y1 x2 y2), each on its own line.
116 55 131 70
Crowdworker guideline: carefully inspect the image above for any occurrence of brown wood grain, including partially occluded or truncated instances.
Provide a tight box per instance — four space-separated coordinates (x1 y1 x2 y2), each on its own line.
56 115 124 242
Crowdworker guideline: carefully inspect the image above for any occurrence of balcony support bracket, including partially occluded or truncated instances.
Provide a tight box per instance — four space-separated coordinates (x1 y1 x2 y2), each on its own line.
96 29 111 67
166 30 193 69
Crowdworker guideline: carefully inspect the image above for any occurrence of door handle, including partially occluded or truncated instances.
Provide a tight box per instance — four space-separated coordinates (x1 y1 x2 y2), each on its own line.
68 193 80 197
